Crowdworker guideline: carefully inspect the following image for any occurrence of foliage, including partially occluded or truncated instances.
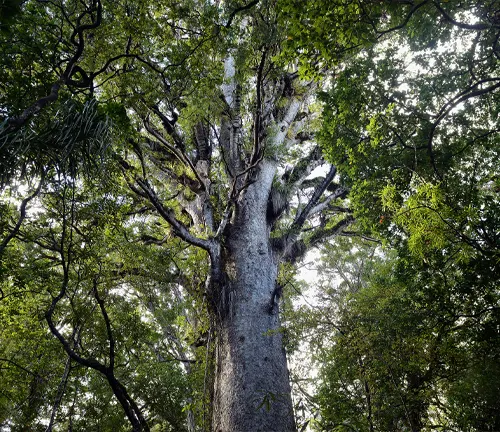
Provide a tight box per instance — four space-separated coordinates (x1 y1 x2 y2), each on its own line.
317 1 500 260
0 99 110 185
0 165 202 430
1 0 499 430
276 1 500 430
294 236 499 432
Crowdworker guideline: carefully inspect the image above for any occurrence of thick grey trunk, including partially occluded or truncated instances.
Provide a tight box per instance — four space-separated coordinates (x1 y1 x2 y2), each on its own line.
212 162 296 432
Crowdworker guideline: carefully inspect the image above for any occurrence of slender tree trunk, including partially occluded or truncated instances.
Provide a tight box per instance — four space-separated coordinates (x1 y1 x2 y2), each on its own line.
212 162 296 432
46 356 71 432
407 374 425 432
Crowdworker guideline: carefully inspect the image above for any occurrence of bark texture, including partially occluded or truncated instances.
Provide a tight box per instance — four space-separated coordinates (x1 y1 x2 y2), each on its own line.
212 162 295 431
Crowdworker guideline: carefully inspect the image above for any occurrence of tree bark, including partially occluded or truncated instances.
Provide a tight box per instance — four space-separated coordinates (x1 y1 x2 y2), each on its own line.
212 161 296 432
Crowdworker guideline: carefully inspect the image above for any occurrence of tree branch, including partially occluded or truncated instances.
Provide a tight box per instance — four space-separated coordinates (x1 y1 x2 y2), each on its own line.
143 117 209 195
0 358 37 377
427 78 500 177
134 178 213 252
306 216 356 251
225 0 260 28
281 146 324 193
251 48 268 165
432 1 492 31
6 0 103 130
0 173 44 254
372 1 429 36
292 165 337 230
92 276 115 369
307 187 349 217
45 355 72 432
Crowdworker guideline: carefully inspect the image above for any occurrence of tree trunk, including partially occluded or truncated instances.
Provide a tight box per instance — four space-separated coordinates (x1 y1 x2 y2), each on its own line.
212 161 296 432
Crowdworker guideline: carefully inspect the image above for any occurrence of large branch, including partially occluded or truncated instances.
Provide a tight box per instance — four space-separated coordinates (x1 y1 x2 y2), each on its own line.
273 80 317 152
281 146 324 195
133 177 214 252
274 97 303 147
194 121 212 162
220 55 244 177
292 165 337 230
250 48 268 165
283 216 355 262
273 164 351 261
307 187 349 218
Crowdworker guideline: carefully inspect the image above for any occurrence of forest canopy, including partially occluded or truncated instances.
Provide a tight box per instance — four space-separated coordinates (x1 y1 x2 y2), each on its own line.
0 0 499 431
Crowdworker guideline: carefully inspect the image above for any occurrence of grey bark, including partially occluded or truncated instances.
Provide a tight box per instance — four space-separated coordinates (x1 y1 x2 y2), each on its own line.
211 161 295 432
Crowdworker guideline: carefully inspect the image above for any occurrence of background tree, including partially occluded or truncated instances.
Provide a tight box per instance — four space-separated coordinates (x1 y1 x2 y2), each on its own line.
0 164 197 431
281 1 500 430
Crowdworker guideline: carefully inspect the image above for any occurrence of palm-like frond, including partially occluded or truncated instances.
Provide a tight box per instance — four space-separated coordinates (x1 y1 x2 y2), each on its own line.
0 99 111 186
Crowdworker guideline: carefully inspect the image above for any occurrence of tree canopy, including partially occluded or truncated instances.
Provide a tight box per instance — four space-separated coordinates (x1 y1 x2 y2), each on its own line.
0 0 499 431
